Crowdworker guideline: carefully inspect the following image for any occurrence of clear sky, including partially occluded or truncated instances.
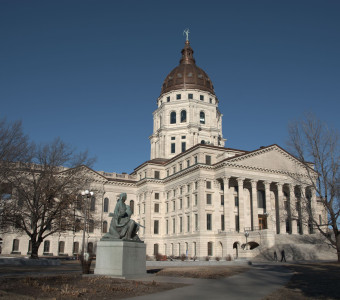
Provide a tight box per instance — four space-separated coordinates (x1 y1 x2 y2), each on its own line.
1 0 339 174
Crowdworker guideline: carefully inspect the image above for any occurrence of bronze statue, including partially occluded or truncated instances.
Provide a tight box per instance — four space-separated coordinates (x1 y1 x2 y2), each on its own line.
102 193 141 241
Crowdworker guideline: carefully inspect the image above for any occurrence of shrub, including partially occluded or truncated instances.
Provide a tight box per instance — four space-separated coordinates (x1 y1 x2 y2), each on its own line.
155 253 167 261
215 256 221 261
226 254 232 261
205 256 210 261
180 254 187 261
190 255 197 261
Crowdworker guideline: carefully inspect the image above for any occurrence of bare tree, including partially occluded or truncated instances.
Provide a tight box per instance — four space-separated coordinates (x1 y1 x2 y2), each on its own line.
0 137 96 259
288 114 340 262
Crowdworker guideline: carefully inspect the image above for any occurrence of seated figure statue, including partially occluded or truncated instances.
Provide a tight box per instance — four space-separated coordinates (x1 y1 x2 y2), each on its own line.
102 192 141 241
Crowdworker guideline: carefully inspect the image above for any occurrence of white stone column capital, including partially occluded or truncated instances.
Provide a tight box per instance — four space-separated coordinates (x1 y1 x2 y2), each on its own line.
263 181 271 188
250 179 257 188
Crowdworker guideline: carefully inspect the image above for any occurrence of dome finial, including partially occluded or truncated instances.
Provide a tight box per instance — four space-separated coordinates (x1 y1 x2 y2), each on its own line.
183 28 190 42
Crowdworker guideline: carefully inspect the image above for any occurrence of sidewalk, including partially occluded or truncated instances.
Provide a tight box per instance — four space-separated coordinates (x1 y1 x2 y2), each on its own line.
125 263 293 300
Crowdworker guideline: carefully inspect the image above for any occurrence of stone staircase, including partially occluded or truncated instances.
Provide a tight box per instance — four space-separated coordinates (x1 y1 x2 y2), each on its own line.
253 233 337 261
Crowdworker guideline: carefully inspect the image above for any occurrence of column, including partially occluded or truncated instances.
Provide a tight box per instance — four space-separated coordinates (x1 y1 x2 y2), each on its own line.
276 183 285 234
264 181 273 230
289 184 297 234
198 179 205 232
301 185 309 234
250 180 258 231
310 186 318 232
237 178 245 232
223 177 231 231
144 191 152 238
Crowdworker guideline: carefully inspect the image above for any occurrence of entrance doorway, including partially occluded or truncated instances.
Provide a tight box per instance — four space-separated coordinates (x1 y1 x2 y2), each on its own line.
258 215 267 230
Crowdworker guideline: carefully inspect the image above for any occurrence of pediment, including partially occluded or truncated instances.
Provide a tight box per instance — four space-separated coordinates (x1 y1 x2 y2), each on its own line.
225 145 314 176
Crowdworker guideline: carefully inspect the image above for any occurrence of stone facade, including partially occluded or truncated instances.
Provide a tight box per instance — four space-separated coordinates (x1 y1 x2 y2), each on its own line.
1 40 327 259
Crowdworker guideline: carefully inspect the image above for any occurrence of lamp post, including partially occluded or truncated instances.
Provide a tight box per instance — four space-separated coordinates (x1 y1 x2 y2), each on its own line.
81 190 93 256
244 231 249 250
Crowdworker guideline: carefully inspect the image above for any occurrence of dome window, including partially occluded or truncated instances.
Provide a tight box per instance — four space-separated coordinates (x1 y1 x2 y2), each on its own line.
200 95 204 101
188 93 193 99
181 110 187 123
177 73 182 78
198 74 203 79
167 96 170 102
200 111 205 124
188 72 193 77
170 112 176 124
176 94 181 100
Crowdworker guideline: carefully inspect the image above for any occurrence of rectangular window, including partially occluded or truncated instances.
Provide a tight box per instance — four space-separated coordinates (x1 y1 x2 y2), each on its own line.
180 163 183 170
166 219 169 234
195 194 198 206
195 181 198 190
155 192 159 199
195 214 198 230
182 142 186 152
208 242 213 256
154 203 159 213
200 95 204 101
221 195 224 205
187 160 190 167
187 215 190 232
206 194 212 205
173 218 176 233
257 190 266 209
167 170 169 177
206 181 211 189
234 196 239 207
188 93 193 99
154 171 160 179
173 166 176 174
166 202 168 213
179 199 182 209
209 98 212 103
176 94 181 100
205 155 211 165
182 135 186 139
154 220 159 234
167 96 170 102
187 196 190 207
171 136 175 140
171 143 175 154
207 214 212 230
187 184 190 192
194 156 198 164
235 215 240 232
180 217 183 232
173 201 175 211
221 215 225 231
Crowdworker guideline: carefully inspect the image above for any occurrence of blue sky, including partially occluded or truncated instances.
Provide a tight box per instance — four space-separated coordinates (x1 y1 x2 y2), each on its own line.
1 0 339 174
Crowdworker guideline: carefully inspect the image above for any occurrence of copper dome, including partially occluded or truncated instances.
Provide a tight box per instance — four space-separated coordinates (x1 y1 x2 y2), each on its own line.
160 41 215 96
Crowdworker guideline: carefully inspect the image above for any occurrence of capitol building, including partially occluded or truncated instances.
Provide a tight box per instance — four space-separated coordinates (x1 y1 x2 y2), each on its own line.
1 38 326 259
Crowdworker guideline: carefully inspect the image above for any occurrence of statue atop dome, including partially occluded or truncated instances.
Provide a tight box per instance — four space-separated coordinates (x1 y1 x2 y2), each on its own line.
183 28 190 41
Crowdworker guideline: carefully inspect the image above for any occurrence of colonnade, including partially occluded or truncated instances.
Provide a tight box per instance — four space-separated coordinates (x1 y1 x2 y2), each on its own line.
221 177 317 235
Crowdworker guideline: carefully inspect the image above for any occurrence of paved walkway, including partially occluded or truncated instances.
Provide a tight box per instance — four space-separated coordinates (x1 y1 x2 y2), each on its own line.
125 263 293 300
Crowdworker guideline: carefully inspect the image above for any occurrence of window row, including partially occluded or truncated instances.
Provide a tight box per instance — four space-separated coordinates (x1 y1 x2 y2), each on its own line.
160 93 216 105
11 239 95 255
170 111 205 124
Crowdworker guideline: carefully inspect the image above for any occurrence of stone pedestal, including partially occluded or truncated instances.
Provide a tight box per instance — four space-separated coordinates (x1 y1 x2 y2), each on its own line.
94 240 146 278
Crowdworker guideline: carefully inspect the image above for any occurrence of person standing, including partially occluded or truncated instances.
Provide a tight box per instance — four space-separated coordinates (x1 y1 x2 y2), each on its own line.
280 249 286 262
273 250 278 261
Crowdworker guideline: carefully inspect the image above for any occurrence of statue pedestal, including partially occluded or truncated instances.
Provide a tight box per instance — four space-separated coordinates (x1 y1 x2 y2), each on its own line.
94 240 146 278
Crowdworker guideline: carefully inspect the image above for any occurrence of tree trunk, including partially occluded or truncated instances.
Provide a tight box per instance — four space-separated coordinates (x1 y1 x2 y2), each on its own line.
30 240 41 259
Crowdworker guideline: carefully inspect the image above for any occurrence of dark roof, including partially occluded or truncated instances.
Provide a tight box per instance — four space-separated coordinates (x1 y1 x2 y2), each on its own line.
160 40 215 96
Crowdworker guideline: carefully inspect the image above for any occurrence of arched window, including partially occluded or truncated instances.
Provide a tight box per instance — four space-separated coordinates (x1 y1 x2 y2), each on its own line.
58 241 65 254
76 195 82 210
129 200 134 214
208 242 213 256
12 239 19 252
43 240 50 253
75 219 81 232
73 242 79 254
180 110 187 122
170 112 176 124
102 221 108 233
87 242 93 254
200 111 205 124
90 196 96 211
103 197 109 212
154 243 159 255
28 240 32 254
88 219 94 233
